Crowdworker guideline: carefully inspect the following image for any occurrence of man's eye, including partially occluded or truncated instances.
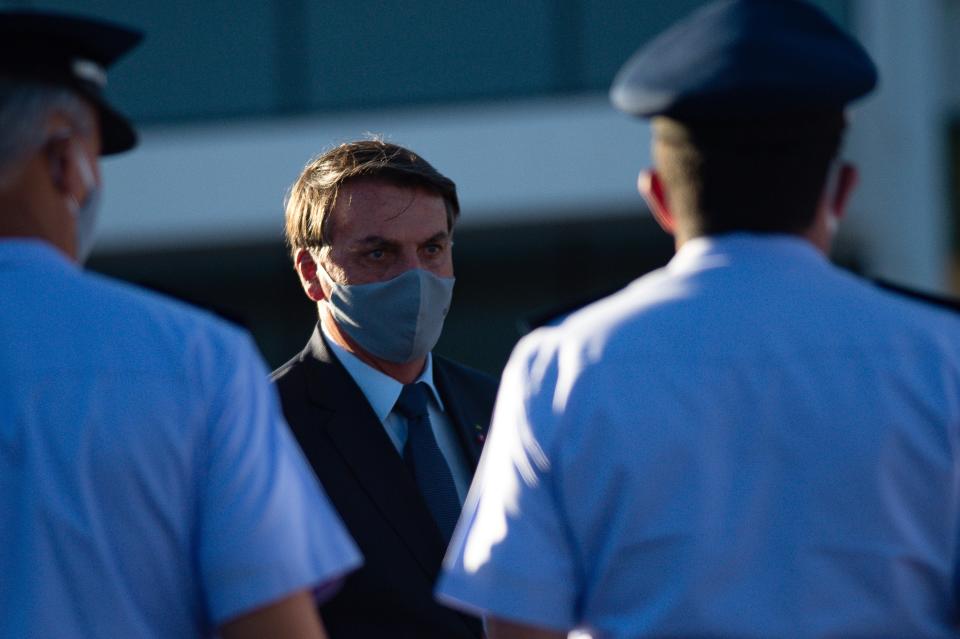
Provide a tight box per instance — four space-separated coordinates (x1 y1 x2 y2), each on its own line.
368 249 385 260
424 244 443 255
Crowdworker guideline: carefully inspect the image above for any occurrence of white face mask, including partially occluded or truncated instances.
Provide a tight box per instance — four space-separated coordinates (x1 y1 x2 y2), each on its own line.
822 160 844 242
65 144 101 264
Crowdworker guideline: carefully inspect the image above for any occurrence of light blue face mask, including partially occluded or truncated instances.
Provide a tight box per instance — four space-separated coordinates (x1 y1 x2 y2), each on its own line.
66 144 100 264
320 265 456 363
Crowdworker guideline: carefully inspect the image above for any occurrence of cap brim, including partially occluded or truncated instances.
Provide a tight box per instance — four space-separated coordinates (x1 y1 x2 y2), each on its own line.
0 10 143 155
83 92 137 155
95 98 137 155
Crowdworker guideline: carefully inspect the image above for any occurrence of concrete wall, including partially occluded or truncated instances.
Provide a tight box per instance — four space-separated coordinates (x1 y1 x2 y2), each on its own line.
845 0 956 292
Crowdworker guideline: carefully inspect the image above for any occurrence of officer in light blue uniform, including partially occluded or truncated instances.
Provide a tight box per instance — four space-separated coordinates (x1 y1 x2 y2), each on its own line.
0 11 360 638
438 1 960 638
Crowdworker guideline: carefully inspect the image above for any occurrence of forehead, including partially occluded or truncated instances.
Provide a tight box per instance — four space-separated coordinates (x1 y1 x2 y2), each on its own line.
327 178 449 244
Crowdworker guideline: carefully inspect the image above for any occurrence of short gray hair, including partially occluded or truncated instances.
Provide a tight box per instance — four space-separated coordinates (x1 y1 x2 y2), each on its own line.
0 77 95 186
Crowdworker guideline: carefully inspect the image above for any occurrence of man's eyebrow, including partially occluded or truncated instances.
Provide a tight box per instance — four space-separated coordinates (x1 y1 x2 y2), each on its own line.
353 235 395 247
423 231 451 244
351 232 450 247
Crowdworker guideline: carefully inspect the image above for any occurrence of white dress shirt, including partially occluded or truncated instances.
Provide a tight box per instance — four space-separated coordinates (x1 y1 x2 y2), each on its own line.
0 239 361 639
440 233 960 638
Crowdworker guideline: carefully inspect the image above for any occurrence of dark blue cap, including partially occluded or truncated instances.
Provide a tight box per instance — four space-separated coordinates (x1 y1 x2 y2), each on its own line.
0 10 143 155
610 0 878 120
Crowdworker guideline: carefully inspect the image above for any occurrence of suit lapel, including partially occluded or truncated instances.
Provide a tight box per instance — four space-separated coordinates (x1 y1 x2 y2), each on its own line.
433 358 487 471
301 327 446 580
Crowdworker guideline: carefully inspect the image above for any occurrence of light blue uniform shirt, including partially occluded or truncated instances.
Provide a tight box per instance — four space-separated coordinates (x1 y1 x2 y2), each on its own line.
0 240 362 638
321 322 471 503
439 234 960 638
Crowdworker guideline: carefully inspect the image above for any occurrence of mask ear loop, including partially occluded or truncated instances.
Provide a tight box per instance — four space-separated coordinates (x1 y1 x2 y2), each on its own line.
72 144 96 192
823 159 844 236
312 249 338 288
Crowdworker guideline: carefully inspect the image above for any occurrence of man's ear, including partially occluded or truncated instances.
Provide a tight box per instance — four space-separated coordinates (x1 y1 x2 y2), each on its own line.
638 169 675 234
44 134 73 196
830 162 858 220
294 248 326 302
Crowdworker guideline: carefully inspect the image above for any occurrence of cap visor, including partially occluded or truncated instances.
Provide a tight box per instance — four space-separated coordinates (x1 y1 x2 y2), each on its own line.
96 100 136 155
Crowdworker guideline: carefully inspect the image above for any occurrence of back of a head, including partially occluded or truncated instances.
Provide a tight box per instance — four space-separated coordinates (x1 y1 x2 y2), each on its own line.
0 10 141 260
611 0 878 237
0 10 141 158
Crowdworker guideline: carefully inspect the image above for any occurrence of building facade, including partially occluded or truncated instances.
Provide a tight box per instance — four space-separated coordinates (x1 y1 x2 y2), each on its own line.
11 0 951 374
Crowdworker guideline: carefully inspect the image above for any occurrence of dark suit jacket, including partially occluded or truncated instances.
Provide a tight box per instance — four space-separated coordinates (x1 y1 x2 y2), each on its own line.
271 326 497 639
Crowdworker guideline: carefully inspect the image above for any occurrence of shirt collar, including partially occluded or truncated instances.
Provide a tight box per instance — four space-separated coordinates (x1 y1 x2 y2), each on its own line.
668 232 827 274
0 238 75 270
320 321 445 422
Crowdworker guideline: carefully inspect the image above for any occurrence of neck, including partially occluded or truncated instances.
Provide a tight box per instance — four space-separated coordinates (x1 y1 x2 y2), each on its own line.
674 226 827 255
320 307 427 384
0 158 75 259
670 223 695 251
802 205 834 256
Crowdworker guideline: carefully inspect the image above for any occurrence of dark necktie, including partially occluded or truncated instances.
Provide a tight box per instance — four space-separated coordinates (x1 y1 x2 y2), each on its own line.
395 382 460 543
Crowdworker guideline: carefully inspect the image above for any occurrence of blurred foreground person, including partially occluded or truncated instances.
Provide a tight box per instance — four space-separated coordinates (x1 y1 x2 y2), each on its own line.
439 1 960 637
0 11 360 639
272 140 495 638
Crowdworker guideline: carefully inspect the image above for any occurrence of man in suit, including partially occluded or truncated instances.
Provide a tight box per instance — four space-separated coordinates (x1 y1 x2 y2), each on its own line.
272 139 496 639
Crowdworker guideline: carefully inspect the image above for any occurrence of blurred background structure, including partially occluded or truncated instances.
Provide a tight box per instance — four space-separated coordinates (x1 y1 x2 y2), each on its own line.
4 0 955 375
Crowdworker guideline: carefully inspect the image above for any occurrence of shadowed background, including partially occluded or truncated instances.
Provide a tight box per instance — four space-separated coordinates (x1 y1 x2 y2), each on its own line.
5 0 956 376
